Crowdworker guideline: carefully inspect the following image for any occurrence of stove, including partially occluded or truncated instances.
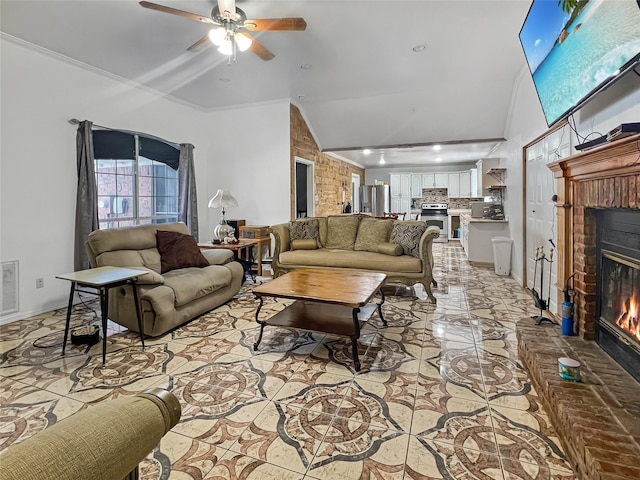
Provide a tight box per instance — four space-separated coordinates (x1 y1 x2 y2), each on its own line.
421 203 448 243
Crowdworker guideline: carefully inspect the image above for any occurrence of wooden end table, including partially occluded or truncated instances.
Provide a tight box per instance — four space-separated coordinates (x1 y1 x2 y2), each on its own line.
56 266 147 366
252 268 387 371
199 239 259 281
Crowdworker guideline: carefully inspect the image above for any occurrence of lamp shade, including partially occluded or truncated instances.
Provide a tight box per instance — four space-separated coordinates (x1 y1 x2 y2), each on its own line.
208 190 238 209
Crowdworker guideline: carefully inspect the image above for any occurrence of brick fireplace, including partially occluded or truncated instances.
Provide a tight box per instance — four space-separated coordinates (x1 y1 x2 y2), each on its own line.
515 133 640 480
548 133 640 340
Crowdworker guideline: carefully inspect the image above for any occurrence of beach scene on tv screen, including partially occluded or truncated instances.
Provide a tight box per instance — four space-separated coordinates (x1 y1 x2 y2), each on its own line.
520 0 640 125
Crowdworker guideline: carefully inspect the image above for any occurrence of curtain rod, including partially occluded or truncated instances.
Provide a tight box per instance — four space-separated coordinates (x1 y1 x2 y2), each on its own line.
68 118 186 150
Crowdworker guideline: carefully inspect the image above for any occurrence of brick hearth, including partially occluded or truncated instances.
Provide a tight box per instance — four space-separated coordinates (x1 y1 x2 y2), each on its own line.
517 320 640 480
521 133 640 479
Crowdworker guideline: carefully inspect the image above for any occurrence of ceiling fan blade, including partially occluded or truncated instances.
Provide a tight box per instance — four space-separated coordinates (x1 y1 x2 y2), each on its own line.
244 18 307 31
244 34 275 61
217 0 236 17
187 34 211 52
139 1 217 25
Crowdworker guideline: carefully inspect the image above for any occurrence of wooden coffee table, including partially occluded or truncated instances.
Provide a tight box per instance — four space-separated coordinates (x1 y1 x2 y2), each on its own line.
252 268 387 371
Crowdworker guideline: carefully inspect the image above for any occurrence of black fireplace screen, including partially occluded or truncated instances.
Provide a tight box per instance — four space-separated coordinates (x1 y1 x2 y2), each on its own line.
600 250 640 343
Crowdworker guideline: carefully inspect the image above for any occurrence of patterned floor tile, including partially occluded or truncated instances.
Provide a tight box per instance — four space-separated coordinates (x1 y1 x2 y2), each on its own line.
229 401 333 474
308 419 409 479
0 242 577 479
204 451 302 479
404 436 504 480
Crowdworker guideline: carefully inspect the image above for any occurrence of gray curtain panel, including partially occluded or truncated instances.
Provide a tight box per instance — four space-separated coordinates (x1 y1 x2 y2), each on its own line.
74 121 99 271
178 143 199 239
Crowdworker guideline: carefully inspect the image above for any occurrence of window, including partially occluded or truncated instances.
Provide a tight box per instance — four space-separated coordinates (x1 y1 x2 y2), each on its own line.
93 131 179 229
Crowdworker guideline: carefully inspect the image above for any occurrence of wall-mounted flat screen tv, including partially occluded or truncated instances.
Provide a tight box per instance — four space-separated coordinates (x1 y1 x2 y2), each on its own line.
519 0 640 127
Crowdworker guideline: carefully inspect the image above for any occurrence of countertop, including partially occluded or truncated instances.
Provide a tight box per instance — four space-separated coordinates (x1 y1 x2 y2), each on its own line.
448 209 471 215
461 213 509 223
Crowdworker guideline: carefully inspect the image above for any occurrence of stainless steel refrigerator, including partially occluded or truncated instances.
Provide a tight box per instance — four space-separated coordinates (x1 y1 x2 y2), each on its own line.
359 185 390 217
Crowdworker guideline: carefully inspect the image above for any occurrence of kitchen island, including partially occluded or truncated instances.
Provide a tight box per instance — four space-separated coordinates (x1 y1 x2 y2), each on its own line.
460 214 509 264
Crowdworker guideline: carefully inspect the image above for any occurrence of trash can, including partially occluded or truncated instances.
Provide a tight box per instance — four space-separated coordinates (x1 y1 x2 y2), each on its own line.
492 237 513 276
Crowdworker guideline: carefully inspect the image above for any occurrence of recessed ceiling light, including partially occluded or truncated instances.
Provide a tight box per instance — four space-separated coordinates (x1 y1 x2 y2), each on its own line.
219 77 231 82
435 157 442 162
412 44 427 53
379 153 386 164
363 149 371 155
300 64 312 69
433 145 441 151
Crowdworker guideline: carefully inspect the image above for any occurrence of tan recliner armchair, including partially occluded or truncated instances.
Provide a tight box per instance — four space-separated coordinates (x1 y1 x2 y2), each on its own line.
0 388 181 480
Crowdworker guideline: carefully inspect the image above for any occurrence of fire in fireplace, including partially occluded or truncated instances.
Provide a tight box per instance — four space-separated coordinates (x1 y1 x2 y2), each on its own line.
600 251 640 344
596 209 640 382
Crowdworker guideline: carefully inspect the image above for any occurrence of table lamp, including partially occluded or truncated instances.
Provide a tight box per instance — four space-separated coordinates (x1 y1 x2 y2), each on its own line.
208 189 238 242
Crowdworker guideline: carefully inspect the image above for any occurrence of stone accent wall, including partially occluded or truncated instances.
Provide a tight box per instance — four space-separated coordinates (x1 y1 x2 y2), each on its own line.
290 104 365 219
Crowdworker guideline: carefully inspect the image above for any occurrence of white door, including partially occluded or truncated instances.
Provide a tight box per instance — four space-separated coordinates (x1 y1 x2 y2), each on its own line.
525 124 570 316
390 174 401 196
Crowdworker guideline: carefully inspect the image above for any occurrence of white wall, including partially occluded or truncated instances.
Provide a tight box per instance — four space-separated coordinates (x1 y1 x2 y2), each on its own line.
0 37 291 322
202 102 290 236
496 64 640 287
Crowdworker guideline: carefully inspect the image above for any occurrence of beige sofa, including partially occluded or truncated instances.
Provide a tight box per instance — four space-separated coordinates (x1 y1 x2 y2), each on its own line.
86 222 244 336
271 215 440 302
0 388 180 480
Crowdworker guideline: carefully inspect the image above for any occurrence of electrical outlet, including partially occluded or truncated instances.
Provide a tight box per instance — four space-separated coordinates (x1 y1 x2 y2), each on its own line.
36 277 44 289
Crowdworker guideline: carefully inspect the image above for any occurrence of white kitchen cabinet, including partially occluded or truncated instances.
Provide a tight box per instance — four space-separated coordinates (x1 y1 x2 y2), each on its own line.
421 173 434 188
411 174 423 198
434 173 448 188
390 173 411 215
470 168 479 197
460 215 509 264
448 173 460 197
460 171 471 197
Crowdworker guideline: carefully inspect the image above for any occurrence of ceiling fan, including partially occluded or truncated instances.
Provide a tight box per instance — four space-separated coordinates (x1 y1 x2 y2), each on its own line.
139 0 307 62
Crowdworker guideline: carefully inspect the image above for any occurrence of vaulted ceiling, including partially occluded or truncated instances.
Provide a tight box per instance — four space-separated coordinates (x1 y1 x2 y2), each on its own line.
1 1 532 167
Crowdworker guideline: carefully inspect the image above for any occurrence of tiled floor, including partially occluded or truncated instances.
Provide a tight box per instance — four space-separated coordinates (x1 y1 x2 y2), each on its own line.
0 242 576 479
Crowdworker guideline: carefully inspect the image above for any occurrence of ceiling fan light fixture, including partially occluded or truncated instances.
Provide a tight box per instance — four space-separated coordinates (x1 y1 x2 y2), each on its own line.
208 27 226 46
235 33 252 52
217 39 233 56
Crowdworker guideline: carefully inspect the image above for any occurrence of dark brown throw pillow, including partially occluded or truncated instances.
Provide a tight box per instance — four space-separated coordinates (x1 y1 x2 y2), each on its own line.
156 230 209 274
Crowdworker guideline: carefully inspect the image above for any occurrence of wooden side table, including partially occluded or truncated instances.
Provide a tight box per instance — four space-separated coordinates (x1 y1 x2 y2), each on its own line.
199 239 260 280
239 226 271 276
56 266 147 366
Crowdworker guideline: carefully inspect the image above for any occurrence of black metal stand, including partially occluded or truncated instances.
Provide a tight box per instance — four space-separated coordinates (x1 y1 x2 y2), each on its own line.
531 246 557 326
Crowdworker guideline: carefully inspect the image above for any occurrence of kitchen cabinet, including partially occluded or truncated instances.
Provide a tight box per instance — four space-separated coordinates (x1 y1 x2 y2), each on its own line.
470 168 479 197
459 171 471 197
460 214 509 264
411 174 423 198
434 173 448 188
390 173 411 215
420 173 448 189
448 173 460 197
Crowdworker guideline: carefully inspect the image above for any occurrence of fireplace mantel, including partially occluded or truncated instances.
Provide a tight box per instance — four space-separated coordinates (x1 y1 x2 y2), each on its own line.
547 133 640 339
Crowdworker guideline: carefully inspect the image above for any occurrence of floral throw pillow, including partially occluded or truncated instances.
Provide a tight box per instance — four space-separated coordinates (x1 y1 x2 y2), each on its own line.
390 222 427 258
289 218 321 248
